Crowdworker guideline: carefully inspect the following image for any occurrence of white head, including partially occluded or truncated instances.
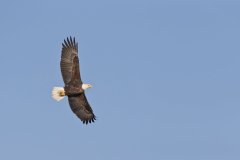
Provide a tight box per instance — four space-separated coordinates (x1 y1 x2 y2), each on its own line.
82 84 93 90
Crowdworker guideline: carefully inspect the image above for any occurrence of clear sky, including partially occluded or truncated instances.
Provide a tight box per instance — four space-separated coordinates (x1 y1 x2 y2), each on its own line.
0 0 240 159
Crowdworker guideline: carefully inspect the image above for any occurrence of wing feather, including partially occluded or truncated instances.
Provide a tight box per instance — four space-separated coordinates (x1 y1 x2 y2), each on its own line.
68 93 96 124
60 37 82 84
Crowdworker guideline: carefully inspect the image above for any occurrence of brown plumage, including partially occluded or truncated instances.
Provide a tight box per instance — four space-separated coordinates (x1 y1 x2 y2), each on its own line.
59 36 96 124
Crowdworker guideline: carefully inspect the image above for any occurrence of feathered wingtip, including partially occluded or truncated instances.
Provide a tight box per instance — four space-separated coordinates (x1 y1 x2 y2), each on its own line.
52 87 65 101
82 115 97 125
62 36 78 51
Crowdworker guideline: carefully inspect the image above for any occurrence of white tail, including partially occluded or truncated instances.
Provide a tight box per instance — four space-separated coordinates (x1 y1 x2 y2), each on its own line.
52 87 65 101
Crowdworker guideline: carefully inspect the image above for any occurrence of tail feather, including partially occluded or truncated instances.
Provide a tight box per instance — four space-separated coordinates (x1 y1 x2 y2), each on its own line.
52 87 65 101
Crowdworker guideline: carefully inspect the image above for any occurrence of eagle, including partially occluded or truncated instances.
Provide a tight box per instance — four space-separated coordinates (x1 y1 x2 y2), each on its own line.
52 36 96 124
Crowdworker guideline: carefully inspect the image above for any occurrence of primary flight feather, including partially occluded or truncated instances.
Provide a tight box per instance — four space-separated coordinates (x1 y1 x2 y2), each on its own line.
52 37 96 124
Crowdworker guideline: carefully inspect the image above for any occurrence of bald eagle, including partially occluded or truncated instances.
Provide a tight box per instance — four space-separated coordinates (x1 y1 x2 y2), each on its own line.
52 37 96 124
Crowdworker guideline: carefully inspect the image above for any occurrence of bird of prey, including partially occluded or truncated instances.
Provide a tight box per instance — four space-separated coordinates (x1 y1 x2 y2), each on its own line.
52 36 96 124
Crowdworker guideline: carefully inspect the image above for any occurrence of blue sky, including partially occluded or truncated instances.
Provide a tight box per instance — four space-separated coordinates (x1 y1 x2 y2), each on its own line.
0 0 240 159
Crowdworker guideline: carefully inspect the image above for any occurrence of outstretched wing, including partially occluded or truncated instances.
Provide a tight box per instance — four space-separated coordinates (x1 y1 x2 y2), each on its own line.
68 93 96 124
60 37 82 85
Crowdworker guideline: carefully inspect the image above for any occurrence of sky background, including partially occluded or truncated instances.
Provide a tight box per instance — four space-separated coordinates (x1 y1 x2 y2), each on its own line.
0 0 240 159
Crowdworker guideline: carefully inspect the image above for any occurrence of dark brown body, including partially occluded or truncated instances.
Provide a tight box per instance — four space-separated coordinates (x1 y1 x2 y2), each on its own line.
60 37 96 124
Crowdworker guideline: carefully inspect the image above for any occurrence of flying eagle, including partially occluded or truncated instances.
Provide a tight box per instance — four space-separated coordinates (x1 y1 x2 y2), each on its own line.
52 37 96 124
